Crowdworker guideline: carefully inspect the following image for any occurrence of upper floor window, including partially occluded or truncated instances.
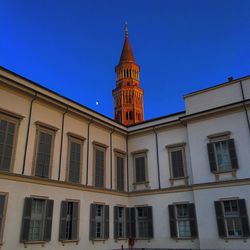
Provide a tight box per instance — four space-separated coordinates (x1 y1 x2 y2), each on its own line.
0 193 8 244
33 122 58 178
93 142 107 188
133 150 148 185
167 143 187 180
115 152 125 192
89 204 109 240
214 199 250 238
67 134 84 183
20 197 54 242
207 132 238 173
168 203 198 239
0 112 21 172
59 200 79 242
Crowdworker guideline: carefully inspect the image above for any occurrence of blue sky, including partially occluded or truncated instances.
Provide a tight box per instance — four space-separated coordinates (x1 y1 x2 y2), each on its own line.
1 0 250 120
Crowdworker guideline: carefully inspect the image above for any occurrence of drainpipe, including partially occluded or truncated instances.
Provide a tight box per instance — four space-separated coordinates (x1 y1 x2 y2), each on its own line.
239 80 250 136
58 107 69 180
153 127 161 189
22 92 37 175
110 127 115 189
126 135 129 192
86 118 93 185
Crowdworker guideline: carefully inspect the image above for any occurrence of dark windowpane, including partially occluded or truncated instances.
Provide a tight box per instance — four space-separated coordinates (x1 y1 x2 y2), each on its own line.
135 156 146 183
116 156 124 191
69 141 81 183
171 150 184 178
95 149 104 187
35 132 52 178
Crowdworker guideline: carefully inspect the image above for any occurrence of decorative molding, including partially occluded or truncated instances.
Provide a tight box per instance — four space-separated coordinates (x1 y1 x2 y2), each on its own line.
35 121 59 131
67 132 86 141
92 141 109 149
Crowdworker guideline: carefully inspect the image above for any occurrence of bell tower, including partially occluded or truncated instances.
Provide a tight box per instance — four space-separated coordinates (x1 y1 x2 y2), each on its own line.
112 24 144 126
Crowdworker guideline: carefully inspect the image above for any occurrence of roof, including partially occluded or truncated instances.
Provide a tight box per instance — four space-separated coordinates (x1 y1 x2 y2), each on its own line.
119 29 135 63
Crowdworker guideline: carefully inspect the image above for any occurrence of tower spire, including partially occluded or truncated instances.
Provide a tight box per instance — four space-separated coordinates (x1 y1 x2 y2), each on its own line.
125 22 128 38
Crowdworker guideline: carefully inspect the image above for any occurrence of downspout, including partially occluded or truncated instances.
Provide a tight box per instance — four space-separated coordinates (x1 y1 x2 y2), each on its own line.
126 134 129 192
86 118 93 186
58 107 69 180
110 128 115 189
22 92 37 175
153 127 161 189
239 80 250 135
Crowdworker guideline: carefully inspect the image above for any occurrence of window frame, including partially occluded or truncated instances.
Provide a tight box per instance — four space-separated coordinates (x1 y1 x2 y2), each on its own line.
132 149 149 185
66 133 85 184
0 110 22 172
0 192 8 245
92 142 108 188
32 122 58 179
114 151 126 192
166 143 188 181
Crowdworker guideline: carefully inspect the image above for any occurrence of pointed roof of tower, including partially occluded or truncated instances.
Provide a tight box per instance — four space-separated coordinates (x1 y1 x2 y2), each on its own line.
119 23 136 63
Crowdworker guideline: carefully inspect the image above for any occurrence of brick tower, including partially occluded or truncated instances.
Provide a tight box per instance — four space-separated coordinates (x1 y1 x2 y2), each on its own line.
112 24 144 126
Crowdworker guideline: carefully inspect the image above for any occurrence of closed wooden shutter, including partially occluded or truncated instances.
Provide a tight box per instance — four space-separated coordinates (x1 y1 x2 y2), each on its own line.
135 156 146 183
238 199 250 237
126 207 131 238
116 156 124 191
171 150 184 178
104 205 109 239
20 197 33 242
44 199 54 241
207 143 217 172
71 202 79 240
89 204 96 240
69 142 81 183
59 201 67 241
189 203 198 238
114 206 118 239
0 195 6 236
35 132 52 178
0 120 16 171
130 208 136 238
228 139 239 170
147 206 154 238
214 201 226 237
168 205 177 238
95 149 104 187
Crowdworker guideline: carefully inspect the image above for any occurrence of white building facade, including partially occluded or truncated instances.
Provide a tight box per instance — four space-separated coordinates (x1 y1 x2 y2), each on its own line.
0 66 250 250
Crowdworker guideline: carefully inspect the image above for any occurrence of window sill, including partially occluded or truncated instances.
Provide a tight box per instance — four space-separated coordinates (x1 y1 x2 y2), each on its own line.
212 170 236 174
60 240 79 245
115 237 128 241
22 241 46 246
133 181 149 185
90 238 107 242
222 236 248 240
174 237 196 241
169 176 189 181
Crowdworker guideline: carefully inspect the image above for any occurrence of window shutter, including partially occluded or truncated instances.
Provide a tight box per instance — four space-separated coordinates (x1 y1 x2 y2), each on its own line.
168 205 177 238
71 202 79 240
59 201 67 241
130 207 136 238
189 203 198 238
238 199 250 237
0 195 6 235
117 157 124 191
20 197 32 242
114 206 118 239
147 206 154 238
207 143 217 172
104 205 109 239
228 139 239 170
69 142 81 183
44 199 54 241
89 204 96 240
126 207 131 238
95 149 104 187
135 156 146 183
214 201 226 237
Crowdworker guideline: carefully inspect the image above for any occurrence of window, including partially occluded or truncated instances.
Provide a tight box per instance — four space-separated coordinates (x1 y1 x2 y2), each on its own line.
207 133 238 173
67 134 84 183
133 151 148 184
114 206 126 239
116 154 125 191
0 193 8 244
93 144 106 188
59 201 79 241
214 199 250 238
0 116 19 172
20 197 54 242
89 204 109 240
135 206 153 238
168 203 198 238
167 144 187 179
33 122 57 178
